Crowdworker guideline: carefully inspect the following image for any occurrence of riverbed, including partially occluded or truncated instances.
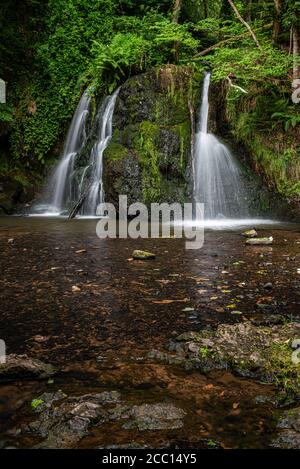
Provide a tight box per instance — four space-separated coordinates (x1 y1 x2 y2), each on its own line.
1 216 300 448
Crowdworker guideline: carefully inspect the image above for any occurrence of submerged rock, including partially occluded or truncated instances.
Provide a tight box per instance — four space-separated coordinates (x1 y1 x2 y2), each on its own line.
0 354 56 383
132 250 155 260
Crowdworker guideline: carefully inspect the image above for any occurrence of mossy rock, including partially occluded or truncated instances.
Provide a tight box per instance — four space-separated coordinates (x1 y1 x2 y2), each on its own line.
152 321 300 403
102 65 199 208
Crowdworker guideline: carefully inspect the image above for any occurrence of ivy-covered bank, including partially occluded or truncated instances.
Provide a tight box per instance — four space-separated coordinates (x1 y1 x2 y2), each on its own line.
224 83 300 212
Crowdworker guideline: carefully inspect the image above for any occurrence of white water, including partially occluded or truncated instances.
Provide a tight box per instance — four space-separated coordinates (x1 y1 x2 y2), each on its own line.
32 89 119 217
82 88 119 216
32 92 90 215
194 73 250 219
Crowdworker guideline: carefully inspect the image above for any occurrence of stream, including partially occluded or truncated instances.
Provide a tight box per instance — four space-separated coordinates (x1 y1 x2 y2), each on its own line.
1 216 300 448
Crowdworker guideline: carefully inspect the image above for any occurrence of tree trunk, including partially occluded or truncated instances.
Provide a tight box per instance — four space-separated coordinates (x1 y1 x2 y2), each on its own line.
246 0 252 23
272 0 282 45
203 0 208 18
172 0 182 23
293 25 299 81
227 0 261 49
172 0 182 63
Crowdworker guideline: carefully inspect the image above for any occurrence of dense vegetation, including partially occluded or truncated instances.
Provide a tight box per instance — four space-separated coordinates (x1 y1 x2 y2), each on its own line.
0 0 299 198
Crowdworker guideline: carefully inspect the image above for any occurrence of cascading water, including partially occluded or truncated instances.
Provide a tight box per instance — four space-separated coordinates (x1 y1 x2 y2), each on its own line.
194 73 249 219
33 91 90 215
32 88 119 217
82 88 119 216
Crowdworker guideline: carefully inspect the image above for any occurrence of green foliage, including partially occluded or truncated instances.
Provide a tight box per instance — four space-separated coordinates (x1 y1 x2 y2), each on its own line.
1 0 299 180
271 112 300 132
0 103 13 123
87 33 150 93
200 41 292 85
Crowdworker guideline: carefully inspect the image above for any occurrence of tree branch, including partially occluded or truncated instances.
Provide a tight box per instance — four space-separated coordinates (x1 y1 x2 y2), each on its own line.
227 0 261 49
193 23 272 58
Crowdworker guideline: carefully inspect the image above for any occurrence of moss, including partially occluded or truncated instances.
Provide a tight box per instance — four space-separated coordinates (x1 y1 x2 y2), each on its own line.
101 65 199 207
266 343 300 401
104 142 129 162
136 120 161 204
174 121 191 172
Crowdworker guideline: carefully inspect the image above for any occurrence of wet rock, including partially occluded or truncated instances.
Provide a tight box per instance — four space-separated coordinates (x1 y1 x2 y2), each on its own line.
25 391 121 448
254 395 276 405
246 237 273 245
241 229 257 238
271 407 300 448
23 389 184 447
132 250 155 260
0 354 56 383
31 390 67 413
151 321 300 398
122 403 186 431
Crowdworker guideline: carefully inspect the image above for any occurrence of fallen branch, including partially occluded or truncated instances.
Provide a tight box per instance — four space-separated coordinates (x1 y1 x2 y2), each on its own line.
68 183 92 219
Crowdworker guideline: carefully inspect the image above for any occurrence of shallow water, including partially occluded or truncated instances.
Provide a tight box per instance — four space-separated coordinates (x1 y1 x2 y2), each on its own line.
1 216 300 448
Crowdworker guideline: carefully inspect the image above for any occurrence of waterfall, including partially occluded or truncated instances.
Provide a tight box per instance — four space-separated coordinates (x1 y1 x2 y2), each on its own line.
33 91 90 215
194 73 249 219
32 88 119 217
82 88 119 216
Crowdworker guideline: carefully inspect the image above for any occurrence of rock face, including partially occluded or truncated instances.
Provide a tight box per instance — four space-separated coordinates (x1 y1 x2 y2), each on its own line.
150 321 300 399
0 176 33 214
103 65 200 208
0 354 56 382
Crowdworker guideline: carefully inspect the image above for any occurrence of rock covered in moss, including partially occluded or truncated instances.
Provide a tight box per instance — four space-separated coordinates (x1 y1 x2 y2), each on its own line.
150 321 300 399
241 229 257 238
103 65 200 207
0 354 56 383
132 250 155 260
